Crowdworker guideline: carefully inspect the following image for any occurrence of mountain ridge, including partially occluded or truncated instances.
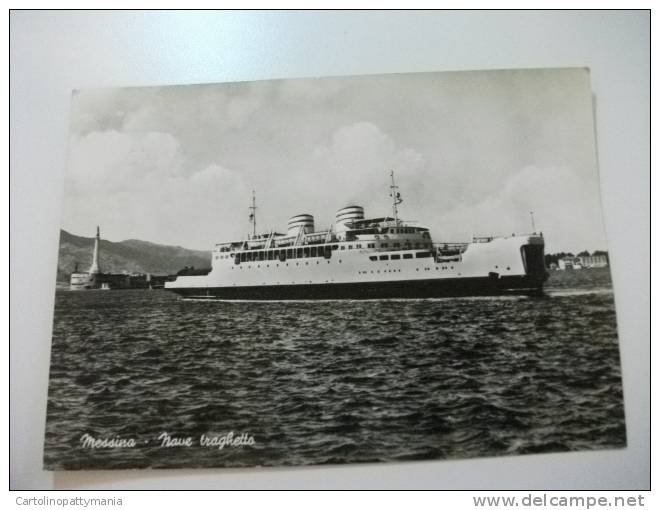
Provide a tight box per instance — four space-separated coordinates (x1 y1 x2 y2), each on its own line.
56 229 212 282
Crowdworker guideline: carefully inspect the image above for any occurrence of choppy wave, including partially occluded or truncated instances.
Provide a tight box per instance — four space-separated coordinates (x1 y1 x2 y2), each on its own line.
44 273 625 470
545 288 615 298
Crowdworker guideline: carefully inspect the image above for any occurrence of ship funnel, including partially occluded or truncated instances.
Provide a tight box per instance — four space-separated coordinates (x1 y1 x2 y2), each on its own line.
287 214 315 237
335 205 364 234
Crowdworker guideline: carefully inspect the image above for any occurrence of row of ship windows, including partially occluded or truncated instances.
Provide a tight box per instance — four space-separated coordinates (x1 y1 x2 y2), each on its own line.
357 266 455 274
232 260 336 269
359 269 402 274
230 263 513 274
230 260 459 272
230 264 460 275
382 227 420 234
369 252 432 261
215 242 434 260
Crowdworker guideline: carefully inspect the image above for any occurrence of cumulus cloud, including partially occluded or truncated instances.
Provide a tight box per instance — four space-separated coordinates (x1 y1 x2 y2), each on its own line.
67 130 183 194
62 129 249 249
61 69 608 254
300 122 427 223
436 165 607 252
277 77 349 106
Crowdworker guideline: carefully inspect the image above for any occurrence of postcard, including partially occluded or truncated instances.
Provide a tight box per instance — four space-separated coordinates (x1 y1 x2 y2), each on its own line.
44 68 625 470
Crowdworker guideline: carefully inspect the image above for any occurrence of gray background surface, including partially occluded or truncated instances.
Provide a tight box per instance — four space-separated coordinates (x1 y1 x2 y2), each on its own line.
10 10 649 489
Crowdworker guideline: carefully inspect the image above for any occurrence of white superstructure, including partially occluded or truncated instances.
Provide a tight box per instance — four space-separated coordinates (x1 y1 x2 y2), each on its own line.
166 173 548 299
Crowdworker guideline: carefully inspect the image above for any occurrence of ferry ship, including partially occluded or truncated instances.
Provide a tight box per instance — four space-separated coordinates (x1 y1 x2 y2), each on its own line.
165 173 548 299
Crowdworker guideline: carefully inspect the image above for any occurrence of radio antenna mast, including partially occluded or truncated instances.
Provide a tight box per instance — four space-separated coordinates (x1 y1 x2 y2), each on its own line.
389 170 403 225
249 190 257 238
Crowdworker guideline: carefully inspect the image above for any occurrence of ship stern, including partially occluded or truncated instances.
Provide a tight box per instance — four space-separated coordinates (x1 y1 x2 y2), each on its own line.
503 234 548 294
521 235 548 285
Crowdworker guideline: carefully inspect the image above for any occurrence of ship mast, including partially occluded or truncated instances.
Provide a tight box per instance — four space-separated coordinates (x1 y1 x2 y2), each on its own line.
248 190 257 239
389 170 403 226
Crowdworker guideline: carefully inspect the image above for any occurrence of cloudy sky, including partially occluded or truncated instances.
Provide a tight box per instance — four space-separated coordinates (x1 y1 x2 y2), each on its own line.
62 68 607 253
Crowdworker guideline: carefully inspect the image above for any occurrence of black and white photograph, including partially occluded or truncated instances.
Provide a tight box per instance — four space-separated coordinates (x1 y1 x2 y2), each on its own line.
41 67 627 471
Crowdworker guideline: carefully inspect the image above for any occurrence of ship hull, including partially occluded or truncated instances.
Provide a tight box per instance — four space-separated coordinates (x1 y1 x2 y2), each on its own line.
167 274 546 300
166 234 547 300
